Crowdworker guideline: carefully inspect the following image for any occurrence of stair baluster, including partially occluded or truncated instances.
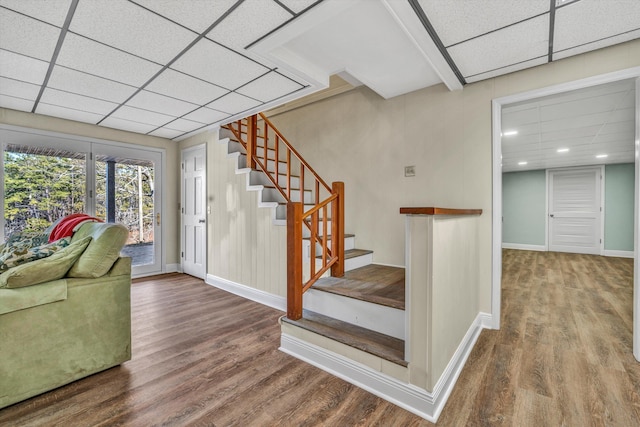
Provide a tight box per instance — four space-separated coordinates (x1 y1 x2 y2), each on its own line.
223 113 345 320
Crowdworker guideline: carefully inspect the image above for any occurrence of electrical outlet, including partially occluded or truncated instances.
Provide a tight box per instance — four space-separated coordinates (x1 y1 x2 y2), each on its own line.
405 165 416 177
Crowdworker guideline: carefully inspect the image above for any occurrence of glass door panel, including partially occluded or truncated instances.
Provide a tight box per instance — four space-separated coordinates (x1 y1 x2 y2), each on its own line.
3 143 86 236
93 144 162 276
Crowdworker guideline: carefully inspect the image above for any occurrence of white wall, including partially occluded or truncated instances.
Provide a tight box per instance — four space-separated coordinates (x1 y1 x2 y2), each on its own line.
268 38 640 315
180 130 288 296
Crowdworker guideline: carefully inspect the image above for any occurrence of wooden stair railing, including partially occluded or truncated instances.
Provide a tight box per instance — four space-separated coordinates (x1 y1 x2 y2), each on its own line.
223 113 344 320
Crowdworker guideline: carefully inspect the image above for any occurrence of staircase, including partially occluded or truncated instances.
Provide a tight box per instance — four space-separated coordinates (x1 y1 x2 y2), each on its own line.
220 115 406 368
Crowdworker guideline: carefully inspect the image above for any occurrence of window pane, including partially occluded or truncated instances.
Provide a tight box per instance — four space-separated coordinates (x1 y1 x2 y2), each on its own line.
95 155 155 266
3 144 86 236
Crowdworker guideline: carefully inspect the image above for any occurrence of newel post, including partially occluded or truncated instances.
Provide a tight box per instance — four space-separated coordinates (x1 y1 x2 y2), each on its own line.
287 202 303 320
247 115 257 170
331 181 345 277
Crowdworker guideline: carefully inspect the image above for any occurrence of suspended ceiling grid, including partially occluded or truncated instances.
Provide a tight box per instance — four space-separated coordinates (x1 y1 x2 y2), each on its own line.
0 0 639 142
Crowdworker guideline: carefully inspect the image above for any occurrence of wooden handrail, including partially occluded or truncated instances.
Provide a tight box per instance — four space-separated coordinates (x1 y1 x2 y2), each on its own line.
222 114 345 321
258 113 331 193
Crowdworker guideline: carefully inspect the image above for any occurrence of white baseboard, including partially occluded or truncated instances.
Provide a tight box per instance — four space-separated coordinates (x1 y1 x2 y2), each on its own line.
502 243 546 251
206 274 286 312
604 250 634 258
165 263 181 273
280 311 491 423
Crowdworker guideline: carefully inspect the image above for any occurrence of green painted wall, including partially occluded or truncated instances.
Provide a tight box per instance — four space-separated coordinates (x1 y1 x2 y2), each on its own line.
605 163 635 251
503 164 635 251
502 170 546 246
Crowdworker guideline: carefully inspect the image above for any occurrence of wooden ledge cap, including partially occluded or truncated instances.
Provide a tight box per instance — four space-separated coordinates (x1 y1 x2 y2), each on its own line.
399 207 482 216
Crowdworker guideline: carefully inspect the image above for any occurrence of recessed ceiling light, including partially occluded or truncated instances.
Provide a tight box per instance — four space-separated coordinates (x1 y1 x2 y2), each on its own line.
557 148 569 153
596 154 608 158
502 130 518 136
518 161 527 166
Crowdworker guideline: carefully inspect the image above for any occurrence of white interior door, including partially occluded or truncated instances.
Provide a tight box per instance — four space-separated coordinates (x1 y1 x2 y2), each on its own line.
182 145 206 279
548 167 603 255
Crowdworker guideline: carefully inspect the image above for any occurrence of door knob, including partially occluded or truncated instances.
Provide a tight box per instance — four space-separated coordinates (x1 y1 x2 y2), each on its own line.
550 214 554 217
199 219 206 223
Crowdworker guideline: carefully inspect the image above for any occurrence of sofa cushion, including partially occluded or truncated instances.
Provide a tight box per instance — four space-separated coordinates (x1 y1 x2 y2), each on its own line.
0 279 67 315
68 223 128 278
0 236 92 289
0 237 71 273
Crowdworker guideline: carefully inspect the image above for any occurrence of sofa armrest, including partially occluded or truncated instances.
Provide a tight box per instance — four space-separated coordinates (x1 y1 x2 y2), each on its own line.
107 257 131 277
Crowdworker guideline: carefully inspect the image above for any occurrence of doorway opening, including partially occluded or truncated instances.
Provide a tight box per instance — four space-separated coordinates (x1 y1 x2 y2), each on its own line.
492 68 640 359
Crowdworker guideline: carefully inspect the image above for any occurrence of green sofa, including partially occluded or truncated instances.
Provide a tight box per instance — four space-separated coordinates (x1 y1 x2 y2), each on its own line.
0 222 132 409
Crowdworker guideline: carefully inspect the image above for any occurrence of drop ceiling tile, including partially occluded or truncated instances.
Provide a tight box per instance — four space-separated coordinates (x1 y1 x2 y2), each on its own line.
0 77 40 100
0 49 48 84
36 103 104 124
70 0 197 64
40 88 118 115
206 0 292 49
417 0 549 46
0 8 60 61
0 0 72 27
465 57 547 83
47 66 137 104
554 29 640 61
56 33 162 87
449 14 549 78
145 68 228 105
0 94 33 112
133 0 237 34
149 127 185 139
171 38 268 90
100 116 158 134
111 105 174 127
165 118 207 132
278 0 319 14
182 107 230 124
539 92 623 122
126 90 198 117
502 106 540 128
206 92 262 115
236 71 303 103
554 0 640 52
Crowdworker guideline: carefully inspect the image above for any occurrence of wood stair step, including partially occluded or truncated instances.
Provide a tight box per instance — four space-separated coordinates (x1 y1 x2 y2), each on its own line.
315 248 370 260
311 264 405 310
344 248 373 259
303 233 355 241
282 310 406 367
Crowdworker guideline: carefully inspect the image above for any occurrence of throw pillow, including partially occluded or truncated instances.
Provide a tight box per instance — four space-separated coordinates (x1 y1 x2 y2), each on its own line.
0 236 92 289
0 237 71 273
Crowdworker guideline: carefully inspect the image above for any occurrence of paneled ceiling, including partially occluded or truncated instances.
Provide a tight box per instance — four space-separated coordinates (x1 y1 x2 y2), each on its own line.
502 79 636 173
0 0 639 142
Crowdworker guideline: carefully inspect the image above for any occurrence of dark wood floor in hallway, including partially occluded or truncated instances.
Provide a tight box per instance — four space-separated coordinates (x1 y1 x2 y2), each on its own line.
0 250 637 426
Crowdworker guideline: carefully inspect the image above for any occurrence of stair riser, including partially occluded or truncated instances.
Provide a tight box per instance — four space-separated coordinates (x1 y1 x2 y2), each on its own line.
345 253 373 272
249 170 301 190
303 236 355 258
240 155 293 176
276 204 331 220
303 289 405 339
262 188 313 204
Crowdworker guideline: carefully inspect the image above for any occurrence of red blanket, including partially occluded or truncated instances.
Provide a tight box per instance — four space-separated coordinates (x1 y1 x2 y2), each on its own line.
48 213 103 242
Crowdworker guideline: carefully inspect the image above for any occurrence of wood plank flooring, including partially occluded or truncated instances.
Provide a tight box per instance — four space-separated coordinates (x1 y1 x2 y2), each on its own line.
282 309 407 366
312 264 405 309
1 250 637 426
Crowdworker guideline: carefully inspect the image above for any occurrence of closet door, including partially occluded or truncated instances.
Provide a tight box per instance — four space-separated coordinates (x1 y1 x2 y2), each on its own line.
548 166 602 255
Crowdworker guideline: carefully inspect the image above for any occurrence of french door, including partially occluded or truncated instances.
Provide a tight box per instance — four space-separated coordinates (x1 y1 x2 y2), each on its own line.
1 127 164 277
93 143 163 276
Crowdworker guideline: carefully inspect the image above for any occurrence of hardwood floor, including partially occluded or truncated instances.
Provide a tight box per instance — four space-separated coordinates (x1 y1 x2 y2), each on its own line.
1 250 637 426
